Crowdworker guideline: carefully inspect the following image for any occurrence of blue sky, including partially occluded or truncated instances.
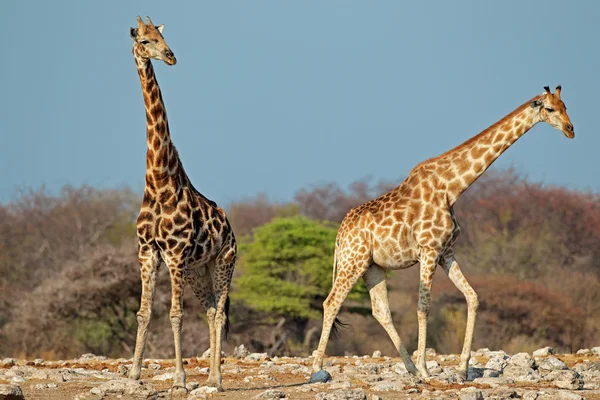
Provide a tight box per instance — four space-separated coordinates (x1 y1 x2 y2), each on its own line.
0 1 597 205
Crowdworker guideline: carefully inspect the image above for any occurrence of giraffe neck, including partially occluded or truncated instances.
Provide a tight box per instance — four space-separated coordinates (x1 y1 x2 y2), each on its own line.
134 52 180 187
420 96 543 206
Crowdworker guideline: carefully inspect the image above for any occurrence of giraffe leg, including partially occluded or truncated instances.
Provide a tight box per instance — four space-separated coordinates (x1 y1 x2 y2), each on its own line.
415 249 439 378
184 266 217 385
310 258 368 382
363 265 418 375
441 255 478 379
130 246 160 381
205 241 235 391
167 261 187 392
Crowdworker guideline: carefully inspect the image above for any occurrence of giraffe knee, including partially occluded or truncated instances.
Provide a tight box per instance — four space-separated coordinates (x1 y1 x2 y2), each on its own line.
136 309 151 325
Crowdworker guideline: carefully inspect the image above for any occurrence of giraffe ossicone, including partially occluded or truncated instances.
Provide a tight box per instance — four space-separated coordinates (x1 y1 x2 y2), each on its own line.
127 16 236 393
309 86 574 383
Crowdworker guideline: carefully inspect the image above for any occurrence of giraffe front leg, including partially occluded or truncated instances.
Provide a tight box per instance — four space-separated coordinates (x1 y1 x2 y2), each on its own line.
167 263 187 393
441 255 478 379
310 258 368 383
130 246 160 381
416 249 438 378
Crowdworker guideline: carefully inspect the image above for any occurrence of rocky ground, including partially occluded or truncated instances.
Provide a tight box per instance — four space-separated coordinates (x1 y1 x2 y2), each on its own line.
1 346 600 400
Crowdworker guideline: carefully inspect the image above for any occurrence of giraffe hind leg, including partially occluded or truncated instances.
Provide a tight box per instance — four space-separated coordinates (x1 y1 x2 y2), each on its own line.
363 264 418 375
205 238 236 391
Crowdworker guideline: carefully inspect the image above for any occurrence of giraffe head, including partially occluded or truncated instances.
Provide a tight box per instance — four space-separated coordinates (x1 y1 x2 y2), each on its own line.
130 16 177 66
529 85 574 138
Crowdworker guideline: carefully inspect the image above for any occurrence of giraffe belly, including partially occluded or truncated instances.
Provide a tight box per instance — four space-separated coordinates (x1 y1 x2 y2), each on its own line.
372 242 418 270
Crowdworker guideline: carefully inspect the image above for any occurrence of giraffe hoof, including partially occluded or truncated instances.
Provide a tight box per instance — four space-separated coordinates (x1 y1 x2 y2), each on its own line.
309 370 332 383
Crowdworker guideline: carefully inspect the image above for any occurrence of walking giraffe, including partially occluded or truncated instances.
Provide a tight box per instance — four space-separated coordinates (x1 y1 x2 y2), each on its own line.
310 86 574 383
128 16 236 392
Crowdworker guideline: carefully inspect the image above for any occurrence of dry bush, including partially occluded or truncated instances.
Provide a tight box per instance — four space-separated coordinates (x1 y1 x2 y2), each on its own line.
431 274 591 354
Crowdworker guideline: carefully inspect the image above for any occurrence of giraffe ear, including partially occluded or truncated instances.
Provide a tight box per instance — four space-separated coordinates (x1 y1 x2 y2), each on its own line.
156 24 164 34
130 27 138 39
530 99 542 108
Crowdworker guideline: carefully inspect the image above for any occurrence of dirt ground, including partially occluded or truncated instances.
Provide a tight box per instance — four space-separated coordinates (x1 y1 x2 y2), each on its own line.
2 353 600 399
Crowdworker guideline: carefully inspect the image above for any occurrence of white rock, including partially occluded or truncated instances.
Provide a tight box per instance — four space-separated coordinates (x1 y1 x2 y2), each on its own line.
254 389 286 399
533 347 556 357
591 347 600 356
246 352 269 361
0 384 23 398
372 350 382 358
90 387 104 395
315 388 367 400
190 386 219 395
538 357 568 371
151 371 174 381
510 353 535 368
234 344 250 358
576 349 591 355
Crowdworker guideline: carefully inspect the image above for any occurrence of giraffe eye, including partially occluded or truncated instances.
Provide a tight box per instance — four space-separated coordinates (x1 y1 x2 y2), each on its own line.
545 107 555 112
140 40 150 45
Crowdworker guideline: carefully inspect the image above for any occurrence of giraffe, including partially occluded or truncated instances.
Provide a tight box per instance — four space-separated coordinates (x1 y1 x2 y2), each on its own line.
127 16 236 393
309 86 574 383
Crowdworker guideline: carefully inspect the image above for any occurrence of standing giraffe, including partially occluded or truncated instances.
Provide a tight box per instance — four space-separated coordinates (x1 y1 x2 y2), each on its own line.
128 16 236 392
310 86 574 383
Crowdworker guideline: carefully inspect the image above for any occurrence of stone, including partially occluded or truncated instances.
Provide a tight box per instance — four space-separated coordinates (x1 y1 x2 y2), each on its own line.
371 396 383 400
255 389 286 399
485 356 507 372
533 347 555 357
330 381 352 389
522 391 539 400
148 363 161 370
186 382 200 391
591 347 600 356
543 391 584 400
190 386 219 395
234 344 250 358
370 381 403 391
96 379 157 398
545 370 583 390
426 360 442 374
33 358 44 365
246 353 269 361
576 349 591 355
309 370 332 383
90 387 104 395
1 358 16 367
459 389 484 400
151 372 174 381
0 384 24 399
33 383 49 390
315 388 367 400
538 357 568 372
372 350 382 358
509 352 535 368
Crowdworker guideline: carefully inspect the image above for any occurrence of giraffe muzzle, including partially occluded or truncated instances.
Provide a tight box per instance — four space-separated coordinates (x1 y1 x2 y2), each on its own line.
564 123 574 138
163 50 177 65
